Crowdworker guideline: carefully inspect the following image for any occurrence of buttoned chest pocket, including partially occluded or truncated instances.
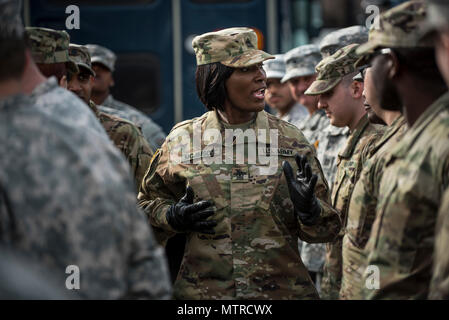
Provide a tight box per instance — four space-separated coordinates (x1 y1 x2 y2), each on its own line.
332 163 357 226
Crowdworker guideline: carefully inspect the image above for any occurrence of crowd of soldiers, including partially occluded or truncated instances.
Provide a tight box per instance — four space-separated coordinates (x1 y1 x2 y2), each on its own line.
0 0 448 300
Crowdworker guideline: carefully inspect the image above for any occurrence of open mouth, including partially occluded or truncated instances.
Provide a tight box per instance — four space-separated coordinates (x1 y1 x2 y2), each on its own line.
253 87 266 100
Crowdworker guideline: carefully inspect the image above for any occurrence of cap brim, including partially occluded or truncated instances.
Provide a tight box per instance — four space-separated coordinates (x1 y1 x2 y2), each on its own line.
91 57 113 72
305 77 341 96
281 68 316 84
265 71 285 79
355 39 382 56
66 61 79 74
221 49 274 68
77 64 96 77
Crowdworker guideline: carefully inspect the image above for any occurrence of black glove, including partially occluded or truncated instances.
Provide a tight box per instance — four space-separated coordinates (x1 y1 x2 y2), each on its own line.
282 154 321 226
166 186 217 234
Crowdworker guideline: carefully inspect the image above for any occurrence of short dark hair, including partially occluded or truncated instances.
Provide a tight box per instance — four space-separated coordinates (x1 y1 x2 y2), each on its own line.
195 62 234 111
0 33 26 82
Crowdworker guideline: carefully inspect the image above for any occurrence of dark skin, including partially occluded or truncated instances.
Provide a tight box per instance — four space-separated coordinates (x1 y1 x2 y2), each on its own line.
372 51 447 126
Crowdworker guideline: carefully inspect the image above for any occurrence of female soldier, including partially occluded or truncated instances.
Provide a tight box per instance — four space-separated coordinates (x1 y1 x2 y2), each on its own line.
138 27 341 300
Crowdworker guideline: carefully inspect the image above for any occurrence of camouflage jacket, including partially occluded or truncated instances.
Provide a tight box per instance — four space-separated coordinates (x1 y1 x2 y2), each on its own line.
321 115 385 300
103 95 166 151
296 109 330 148
362 93 449 300
0 94 171 299
280 103 309 128
316 125 349 190
138 110 341 300
30 77 108 138
341 115 407 300
429 188 449 300
89 101 153 191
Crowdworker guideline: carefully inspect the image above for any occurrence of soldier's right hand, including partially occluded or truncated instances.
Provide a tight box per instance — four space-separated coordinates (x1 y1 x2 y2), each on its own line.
166 186 217 234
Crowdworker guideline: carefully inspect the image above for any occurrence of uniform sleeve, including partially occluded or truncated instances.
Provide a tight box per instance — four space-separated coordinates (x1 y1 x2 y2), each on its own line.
137 142 186 246
115 123 154 192
125 204 173 299
297 145 342 243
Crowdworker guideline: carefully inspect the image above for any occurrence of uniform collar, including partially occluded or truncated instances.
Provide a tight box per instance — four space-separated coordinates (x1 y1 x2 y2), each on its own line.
339 114 370 158
389 91 449 159
88 100 101 118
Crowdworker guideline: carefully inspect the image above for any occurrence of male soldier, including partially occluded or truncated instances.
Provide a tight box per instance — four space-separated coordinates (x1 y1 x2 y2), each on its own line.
86 44 166 151
305 44 385 299
356 0 449 299
263 54 309 126
422 0 449 300
340 62 406 299
0 0 171 299
282 45 329 147
282 44 330 292
23 27 109 138
67 44 153 190
316 26 372 204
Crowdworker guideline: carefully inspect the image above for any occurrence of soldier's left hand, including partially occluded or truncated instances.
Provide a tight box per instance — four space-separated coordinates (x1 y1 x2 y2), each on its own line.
282 154 321 226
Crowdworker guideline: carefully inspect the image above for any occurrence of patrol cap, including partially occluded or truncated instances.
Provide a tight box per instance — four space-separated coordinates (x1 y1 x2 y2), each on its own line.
263 54 287 79
281 44 321 83
25 27 78 73
85 44 117 72
68 44 96 77
192 27 274 68
305 44 360 96
356 1 431 57
0 0 24 38
319 26 369 58
420 0 449 39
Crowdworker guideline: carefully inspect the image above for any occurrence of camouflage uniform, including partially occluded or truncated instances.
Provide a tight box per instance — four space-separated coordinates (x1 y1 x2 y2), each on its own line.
90 100 154 190
0 93 171 299
423 0 449 301
306 44 386 299
355 1 449 299
138 110 341 299
279 103 309 127
341 116 407 300
24 27 108 138
68 44 154 190
138 28 341 299
429 188 449 299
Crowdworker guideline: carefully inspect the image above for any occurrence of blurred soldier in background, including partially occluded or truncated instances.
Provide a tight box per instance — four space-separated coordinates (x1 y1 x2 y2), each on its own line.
319 26 369 58
263 54 308 125
356 0 448 299
86 44 166 151
281 44 331 294
306 44 385 299
67 44 153 190
419 0 449 300
282 45 329 148
0 0 171 299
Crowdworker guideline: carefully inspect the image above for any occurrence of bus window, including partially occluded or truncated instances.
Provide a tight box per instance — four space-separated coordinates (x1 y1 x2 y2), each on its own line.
110 53 161 116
